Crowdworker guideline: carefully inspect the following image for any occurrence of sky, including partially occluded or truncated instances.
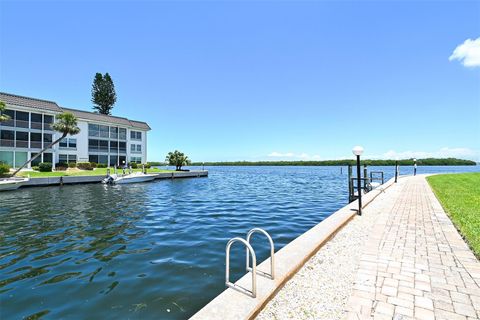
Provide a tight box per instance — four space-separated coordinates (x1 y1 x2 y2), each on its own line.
1 0 479 162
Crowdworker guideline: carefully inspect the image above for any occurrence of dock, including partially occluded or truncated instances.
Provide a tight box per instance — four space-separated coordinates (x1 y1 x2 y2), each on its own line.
22 170 208 188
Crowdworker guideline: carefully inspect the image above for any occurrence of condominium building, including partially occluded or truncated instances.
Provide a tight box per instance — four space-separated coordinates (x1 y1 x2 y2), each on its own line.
0 92 150 169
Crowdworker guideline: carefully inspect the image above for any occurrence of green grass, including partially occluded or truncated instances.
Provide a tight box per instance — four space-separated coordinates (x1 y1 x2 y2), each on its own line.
18 167 174 178
427 173 480 258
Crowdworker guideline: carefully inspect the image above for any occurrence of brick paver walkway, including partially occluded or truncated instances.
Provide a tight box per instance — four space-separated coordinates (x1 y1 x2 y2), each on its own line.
345 175 480 320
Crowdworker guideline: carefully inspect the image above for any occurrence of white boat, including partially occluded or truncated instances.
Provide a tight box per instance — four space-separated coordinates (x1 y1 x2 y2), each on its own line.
0 177 30 191
103 172 157 184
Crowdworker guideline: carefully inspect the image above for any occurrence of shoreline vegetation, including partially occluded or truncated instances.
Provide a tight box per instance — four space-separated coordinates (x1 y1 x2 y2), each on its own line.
427 173 480 257
149 157 476 167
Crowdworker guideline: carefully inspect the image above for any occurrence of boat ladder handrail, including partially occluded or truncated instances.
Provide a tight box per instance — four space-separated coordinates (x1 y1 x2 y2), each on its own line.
225 237 257 298
225 228 275 298
246 228 275 280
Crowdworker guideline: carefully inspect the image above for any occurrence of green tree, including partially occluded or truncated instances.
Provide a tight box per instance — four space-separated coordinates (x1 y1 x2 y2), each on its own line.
165 150 191 171
12 112 80 176
0 101 11 122
91 72 117 115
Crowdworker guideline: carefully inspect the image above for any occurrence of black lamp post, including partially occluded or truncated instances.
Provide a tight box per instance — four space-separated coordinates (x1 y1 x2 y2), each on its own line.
395 160 399 183
352 146 364 215
413 158 417 176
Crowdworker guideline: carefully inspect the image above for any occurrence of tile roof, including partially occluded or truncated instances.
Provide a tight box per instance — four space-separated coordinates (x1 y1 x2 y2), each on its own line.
0 92 63 112
0 92 151 130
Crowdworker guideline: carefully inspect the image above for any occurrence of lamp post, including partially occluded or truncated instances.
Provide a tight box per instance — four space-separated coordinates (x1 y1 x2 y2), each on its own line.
352 146 364 215
395 160 399 183
413 158 417 176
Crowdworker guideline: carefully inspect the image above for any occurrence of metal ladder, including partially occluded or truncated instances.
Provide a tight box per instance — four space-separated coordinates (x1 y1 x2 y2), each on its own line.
225 228 275 298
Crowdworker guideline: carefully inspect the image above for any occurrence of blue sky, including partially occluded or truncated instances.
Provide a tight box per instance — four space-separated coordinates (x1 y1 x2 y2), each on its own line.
1 1 479 162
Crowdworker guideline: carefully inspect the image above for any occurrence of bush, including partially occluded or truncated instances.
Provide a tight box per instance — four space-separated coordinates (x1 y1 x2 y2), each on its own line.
68 162 76 168
39 162 53 172
96 163 107 168
129 162 138 169
55 162 68 171
32 166 39 171
90 162 97 168
0 162 10 176
143 163 151 169
77 162 93 170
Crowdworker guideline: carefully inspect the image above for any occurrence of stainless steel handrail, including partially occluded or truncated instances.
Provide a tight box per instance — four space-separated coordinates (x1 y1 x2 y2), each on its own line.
246 228 275 280
225 237 257 298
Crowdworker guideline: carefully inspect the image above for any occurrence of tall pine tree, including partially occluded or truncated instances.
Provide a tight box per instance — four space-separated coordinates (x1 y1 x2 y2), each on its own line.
91 72 117 115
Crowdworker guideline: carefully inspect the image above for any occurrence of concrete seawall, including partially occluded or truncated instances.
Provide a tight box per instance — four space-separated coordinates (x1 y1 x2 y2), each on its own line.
22 170 208 188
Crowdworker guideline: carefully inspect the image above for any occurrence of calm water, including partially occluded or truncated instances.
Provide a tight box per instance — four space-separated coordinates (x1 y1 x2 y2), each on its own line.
1 166 478 319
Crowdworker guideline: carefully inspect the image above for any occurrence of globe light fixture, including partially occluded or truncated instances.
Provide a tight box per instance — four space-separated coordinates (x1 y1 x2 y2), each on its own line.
352 146 364 156
352 146 364 215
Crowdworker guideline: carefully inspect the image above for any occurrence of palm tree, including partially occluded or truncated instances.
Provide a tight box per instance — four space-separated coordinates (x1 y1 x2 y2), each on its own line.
12 112 80 176
0 101 10 122
165 150 191 171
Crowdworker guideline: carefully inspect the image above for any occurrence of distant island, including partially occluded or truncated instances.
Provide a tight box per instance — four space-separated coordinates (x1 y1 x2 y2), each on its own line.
148 158 476 167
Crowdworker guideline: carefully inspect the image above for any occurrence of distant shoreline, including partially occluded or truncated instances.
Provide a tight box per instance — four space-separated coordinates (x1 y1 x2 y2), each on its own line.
149 158 477 167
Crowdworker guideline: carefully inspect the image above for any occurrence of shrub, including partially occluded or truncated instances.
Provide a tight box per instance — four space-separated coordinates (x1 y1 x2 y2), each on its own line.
68 162 76 168
77 162 93 170
39 162 53 172
55 162 68 171
129 162 138 169
0 162 10 176
32 166 39 171
96 163 107 168
143 163 151 169
90 162 97 168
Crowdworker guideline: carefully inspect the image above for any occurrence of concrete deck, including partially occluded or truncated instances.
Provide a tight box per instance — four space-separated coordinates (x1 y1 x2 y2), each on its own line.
345 175 480 320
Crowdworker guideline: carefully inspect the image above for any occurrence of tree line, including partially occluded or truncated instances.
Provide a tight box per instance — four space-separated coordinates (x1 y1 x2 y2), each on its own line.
180 158 476 167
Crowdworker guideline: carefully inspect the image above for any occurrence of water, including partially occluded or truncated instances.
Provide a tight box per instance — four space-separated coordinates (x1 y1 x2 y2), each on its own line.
0 166 478 319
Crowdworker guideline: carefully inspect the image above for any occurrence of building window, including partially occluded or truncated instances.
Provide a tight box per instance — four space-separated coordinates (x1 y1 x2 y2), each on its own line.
15 131 29 148
130 144 142 153
31 113 43 130
110 141 118 153
130 131 142 140
130 156 142 163
0 150 14 167
44 115 54 131
0 109 14 127
99 140 108 152
119 128 127 140
88 139 98 152
43 133 52 149
88 124 99 137
30 132 42 148
31 153 41 166
43 153 53 163
0 130 14 147
99 125 109 138
110 127 118 139
15 111 29 128
15 151 27 168
59 154 76 164
119 141 126 153
60 138 77 149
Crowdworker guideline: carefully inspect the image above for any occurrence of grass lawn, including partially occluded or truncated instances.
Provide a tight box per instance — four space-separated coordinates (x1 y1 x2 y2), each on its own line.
427 173 480 258
18 167 174 178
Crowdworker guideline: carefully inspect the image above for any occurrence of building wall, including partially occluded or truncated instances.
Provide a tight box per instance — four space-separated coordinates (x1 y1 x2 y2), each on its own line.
0 104 149 169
